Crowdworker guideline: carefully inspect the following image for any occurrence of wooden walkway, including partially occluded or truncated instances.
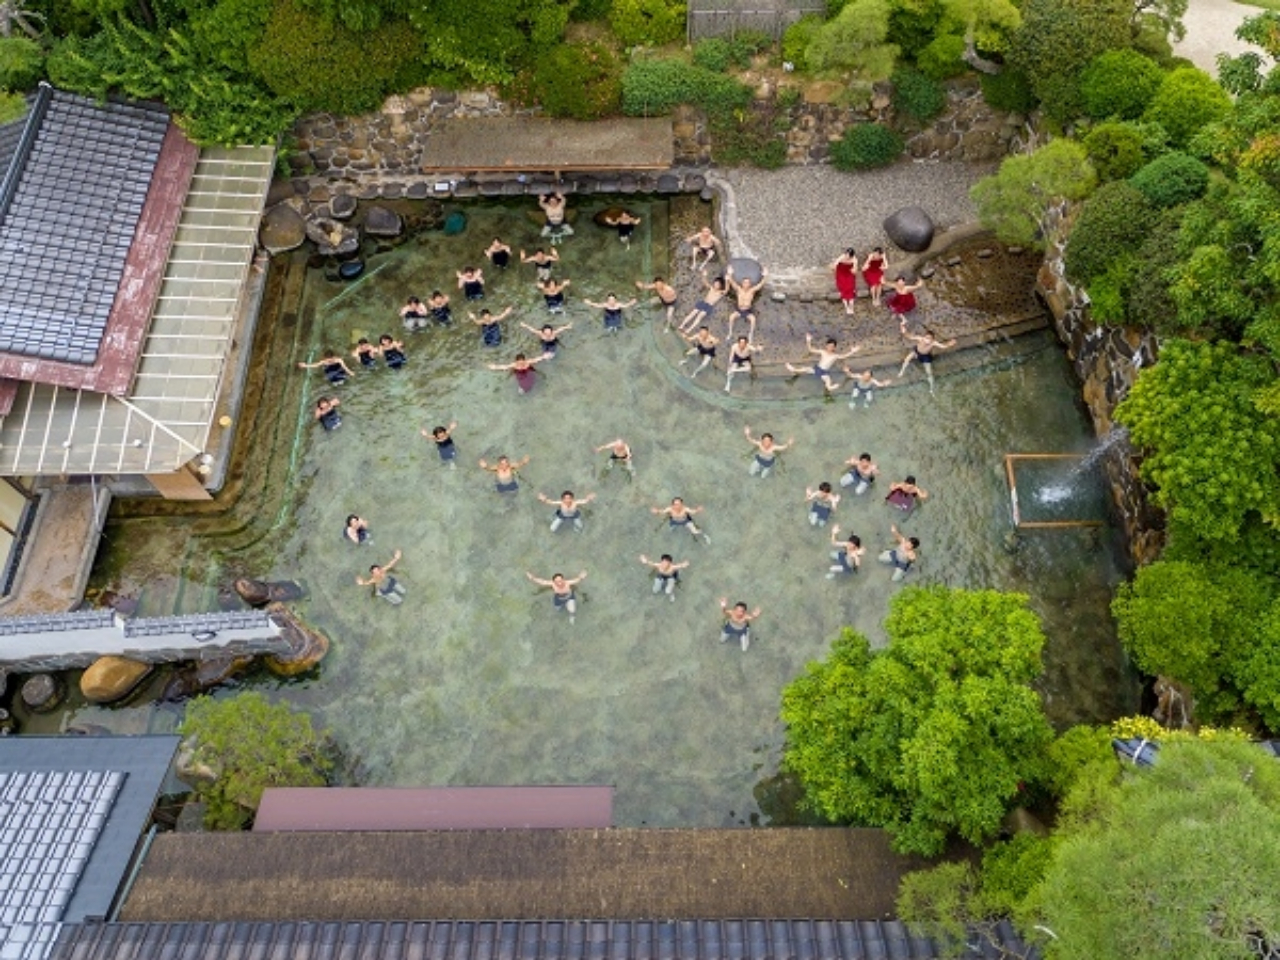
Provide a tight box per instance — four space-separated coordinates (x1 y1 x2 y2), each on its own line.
123 829 929 921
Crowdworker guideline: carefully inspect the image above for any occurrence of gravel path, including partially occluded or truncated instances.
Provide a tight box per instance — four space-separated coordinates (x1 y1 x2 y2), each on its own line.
717 161 995 276
1175 0 1255 74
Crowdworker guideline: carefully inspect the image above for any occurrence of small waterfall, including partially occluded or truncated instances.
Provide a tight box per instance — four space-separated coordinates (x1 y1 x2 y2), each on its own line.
1070 426 1129 478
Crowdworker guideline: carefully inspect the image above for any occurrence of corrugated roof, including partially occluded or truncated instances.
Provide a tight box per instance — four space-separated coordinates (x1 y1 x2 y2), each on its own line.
52 918 1039 960
0 85 169 365
0 145 274 476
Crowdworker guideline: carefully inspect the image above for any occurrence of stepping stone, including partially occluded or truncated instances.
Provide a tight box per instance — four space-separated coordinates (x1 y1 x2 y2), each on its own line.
501 180 524 196
729 257 762 285
685 174 707 192
920 266 936 279
364 205 403 237
945 256 962 267
700 187 715 202
657 174 680 193
1007 246 1024 255
619 176 638 193
452 181 478 198
406 182 429 199
479 181 504 196
771 291 787 302
576 177 598 194
329 193 357 220
976 248 994 259
597 178 621 193
380 183 404 199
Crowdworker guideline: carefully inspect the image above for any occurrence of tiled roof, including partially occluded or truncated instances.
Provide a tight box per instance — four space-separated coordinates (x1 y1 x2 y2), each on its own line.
51 919 1038 960
0 85 170 365
0 771 124 960
0 737 179 960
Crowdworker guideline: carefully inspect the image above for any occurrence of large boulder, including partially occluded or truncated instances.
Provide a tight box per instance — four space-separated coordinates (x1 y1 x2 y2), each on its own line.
305 217 360 257
329 193 358 220
233 578 306 608
728 258 762 285
20 674 62 713
81 656 153 704
364 205 403 237
264 603 331 677
259 204 307 255
883 206 935 252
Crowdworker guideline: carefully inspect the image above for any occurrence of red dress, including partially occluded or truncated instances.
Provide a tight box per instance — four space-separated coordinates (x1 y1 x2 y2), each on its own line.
835 259 857 301
888 290 916 315
862 255 885 289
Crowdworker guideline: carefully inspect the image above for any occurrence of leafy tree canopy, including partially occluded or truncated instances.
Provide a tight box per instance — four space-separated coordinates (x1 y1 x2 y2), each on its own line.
178 690 333 829
1033 739 1280 960
780 587 1055 856
971 139 1096 248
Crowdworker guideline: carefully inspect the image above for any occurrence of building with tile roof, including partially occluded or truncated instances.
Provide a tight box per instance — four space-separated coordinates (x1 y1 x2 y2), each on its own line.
0 84 274 610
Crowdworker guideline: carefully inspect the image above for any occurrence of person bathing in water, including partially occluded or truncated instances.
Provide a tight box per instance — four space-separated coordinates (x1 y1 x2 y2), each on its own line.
421 421 458 468
344 514 371 545
724 335 763 394
470 305 514 348
651 497 711 544
487 352 547 394
879 525 919 582
356 549 406 603
378 334 406 369
484 237 512 270
478 454 530 494
804 481 840 528
400 296 429 332
718 599 761 652
785 334 861 394
744 425 794 479
537 489 597 533
686 226 722 270
538 277 571 315
520 320 572 359
457 265 485 302
583 293 638 334
594 437 635 476
899 324 957 394
827 526 865 579
636 276 679 327
526 569 587 624
678 274 727 335
427 290 453 327
725 264 766 341
538 192 574 243
885 475 929 514
679 326 719 378
639 553 689 602
520 247 559 282
840 452 878 495
842 367 891 409
297 349 355 385
314 396 341 431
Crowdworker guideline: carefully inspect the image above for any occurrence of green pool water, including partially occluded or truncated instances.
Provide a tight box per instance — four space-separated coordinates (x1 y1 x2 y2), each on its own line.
75 198 1138 826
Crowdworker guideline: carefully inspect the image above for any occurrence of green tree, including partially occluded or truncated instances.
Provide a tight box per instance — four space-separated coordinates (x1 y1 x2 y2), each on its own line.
1079 48 1163 120
1112 560 1274 722
1115 339 1280 545
970 139 1096 248
1142 66 1232 149
1032 740 1280 959
1081 121 1146 181
805 0 899 78
1063 180 1154 283
1009 0 1132 121
178 691 333 829
780 587 1056 856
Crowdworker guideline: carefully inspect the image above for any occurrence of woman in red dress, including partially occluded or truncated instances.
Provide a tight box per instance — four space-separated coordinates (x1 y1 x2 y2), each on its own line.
833 248 858 314
861 247 888 306
886 275 924 319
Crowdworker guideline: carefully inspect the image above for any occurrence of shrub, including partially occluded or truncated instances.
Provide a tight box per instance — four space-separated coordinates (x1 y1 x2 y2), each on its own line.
1064 180 1155 283
916 33 967 81
1129 151 1209 207
1143 67 1232 148
609 0 685 47
1010 0 1132 121
805 0 898 79
621 56 752 115
980 67 1036 112
0 91 24 123
528 43 622 119
781 15 822 68
1124 208 1183 329
693 37 734 73
0 37 43 90
1080 49 1164 120
971 139 1097 247
891 67 945 121
831 122 903 169
1086 257 1133 325
1082 121 1146 181
248 0 422 114
710 112 788 167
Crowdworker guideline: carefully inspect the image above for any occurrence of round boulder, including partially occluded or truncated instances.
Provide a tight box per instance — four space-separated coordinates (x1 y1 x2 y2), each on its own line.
728 258 762 285
883 206 935 252
264 603 331 677
259 204 307 256
80 656 153 704
20 674 62 713
305 218 360 257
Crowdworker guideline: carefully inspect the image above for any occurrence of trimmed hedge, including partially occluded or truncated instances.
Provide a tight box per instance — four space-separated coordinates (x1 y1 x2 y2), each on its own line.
1080 49 1164 120
621 57 752 115
891 67 945 122
1064 180 1156 284
831 123 903 170
1082 121 1146 181
528 43 621 119
1129 152 1210 208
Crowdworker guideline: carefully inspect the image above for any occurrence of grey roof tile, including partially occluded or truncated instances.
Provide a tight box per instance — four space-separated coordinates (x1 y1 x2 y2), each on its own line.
0 84 169 364
49 920 1041 960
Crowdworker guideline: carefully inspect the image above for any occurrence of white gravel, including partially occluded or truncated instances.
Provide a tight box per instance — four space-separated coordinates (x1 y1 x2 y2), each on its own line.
716 161 996 275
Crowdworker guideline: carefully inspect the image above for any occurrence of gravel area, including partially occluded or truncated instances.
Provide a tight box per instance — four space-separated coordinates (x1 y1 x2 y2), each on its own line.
717 161 996 276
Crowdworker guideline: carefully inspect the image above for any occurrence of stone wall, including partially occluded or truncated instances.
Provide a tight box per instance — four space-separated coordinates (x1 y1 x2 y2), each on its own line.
1036 217 1165 566
284 78 1022 182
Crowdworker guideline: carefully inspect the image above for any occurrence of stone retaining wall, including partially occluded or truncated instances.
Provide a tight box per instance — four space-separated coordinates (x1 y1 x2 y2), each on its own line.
283 79 1023 185
1036 213 1164 566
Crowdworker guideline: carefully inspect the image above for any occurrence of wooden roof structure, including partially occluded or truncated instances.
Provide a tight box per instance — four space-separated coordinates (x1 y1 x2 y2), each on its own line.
420 118 674 173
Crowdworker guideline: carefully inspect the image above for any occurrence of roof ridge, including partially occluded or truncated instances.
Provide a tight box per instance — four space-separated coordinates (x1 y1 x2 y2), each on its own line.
0 80 51 227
